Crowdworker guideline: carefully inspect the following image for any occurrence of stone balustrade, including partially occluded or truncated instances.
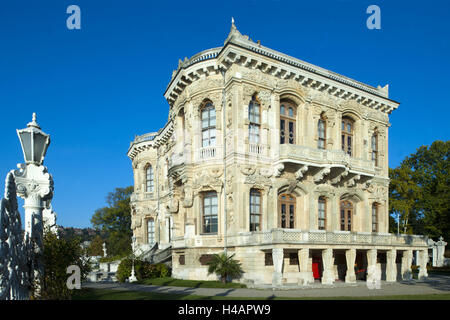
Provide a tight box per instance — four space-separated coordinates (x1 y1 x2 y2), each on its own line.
279 144 375 174
172 228 428 249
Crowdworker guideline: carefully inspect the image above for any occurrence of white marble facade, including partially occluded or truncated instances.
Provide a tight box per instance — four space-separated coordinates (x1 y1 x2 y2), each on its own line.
127 22 429 286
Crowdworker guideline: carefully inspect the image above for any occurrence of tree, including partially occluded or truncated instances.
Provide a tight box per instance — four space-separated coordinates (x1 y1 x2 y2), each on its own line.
389 140 449 240
40 231 91 300
91 186 133 257
206 253 244 283
87 235 104 256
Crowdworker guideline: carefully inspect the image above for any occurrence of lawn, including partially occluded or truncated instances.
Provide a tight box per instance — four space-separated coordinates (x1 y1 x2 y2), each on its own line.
138 277 247 289
72 288 450 300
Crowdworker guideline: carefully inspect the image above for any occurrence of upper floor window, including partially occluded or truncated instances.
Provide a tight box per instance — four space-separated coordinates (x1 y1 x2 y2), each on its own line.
202 191 218 234
201 102 216 147
340 200 353 231
318 116 326 149
371 133 378 166
318 196 326 230
145 165 154 192
341 117 354 156
249 96 261 144
147 219 155 245
250 189 261 231
280 101 296 144
279 193 296 229
372 203 378 232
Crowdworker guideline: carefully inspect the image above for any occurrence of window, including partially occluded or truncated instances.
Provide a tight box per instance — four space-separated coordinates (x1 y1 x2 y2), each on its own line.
147 219 155 245
279 193 296 228
341 117 354 156
202 191 218 234
201 102 216 147
280 101 296 144
265 252 273 266
146 165 154 192
318 117 326 149
250 189 261 231
318 196 326 230
371 133 378 166
372 203 378 232
340 201 353 231
249 96 261 144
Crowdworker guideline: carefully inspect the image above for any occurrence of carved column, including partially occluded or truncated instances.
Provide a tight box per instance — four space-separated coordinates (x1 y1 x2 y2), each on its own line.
298 248 314 285
418 249 429 280
345 248 356 283
321 248 334 285
272 248 284 287
366 249 381 285
386 249 397 282
401 250 413 280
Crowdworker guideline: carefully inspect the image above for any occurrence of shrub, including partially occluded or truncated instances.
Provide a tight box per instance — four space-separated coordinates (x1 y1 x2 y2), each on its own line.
41 231 91 300
116 259 170 282
116 259 132 283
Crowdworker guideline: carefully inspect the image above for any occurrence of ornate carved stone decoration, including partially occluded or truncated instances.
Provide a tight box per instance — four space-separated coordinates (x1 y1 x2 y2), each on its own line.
192 172 222 192
168 200 179 213
244 172 271 186
0 172 30 300
182 185 193 208
274 163 285 177
239 164 256 176
313 166 331 183
295 165 308 181
346 174 361 188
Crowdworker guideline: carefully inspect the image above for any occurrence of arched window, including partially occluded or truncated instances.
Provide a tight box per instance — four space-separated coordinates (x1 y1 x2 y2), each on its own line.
318 196 326 230
202 191 218 234
372 203 378 232
280 101 296 144
341 117 354 156
250 189 261 231
147 219 155 245
249 96 261 144
145 165 154 192
371 133 378 166
340 200 353 231
201 102 216 147
318 116 326 149
279 193 296 228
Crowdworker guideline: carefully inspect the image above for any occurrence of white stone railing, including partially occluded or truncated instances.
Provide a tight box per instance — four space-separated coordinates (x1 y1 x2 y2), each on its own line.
173 229 428 248
249 143 265 155
130 192 155 202
279 144 375 174
199 146 218 160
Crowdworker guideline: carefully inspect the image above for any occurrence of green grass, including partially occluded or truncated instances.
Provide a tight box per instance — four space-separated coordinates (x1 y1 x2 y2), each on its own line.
72 288 450 300
138 277 247 289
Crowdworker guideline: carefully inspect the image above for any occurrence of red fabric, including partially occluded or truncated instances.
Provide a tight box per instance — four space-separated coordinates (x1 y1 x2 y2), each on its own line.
312 262 320 279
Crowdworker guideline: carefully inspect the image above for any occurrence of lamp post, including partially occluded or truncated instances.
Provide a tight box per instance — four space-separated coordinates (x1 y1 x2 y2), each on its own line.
13 113 53 295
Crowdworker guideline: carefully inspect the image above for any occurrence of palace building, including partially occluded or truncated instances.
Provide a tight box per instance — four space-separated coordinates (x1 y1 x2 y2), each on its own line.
127 22 429 287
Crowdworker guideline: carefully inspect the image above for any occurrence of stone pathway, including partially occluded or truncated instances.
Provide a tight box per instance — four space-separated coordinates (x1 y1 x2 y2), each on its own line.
83 274 450 298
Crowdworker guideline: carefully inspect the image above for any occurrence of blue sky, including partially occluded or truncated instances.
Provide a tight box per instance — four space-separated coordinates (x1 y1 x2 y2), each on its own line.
0 0 449 228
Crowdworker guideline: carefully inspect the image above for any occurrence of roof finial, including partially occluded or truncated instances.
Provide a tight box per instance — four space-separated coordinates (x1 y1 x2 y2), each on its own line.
27 112 41 129
231 17 235 25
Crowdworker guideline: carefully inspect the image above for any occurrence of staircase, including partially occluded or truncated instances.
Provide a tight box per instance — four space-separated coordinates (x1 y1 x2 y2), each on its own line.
136 243 172 267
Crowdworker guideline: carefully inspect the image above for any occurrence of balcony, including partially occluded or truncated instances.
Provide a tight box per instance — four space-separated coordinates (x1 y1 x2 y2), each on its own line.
172 229 428 249
278 144 375 176
196 146 223 162
130 192 155 203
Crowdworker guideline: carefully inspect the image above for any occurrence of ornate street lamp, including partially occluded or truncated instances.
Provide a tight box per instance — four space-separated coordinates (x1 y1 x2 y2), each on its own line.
12 113 54 296
16 113 50 165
